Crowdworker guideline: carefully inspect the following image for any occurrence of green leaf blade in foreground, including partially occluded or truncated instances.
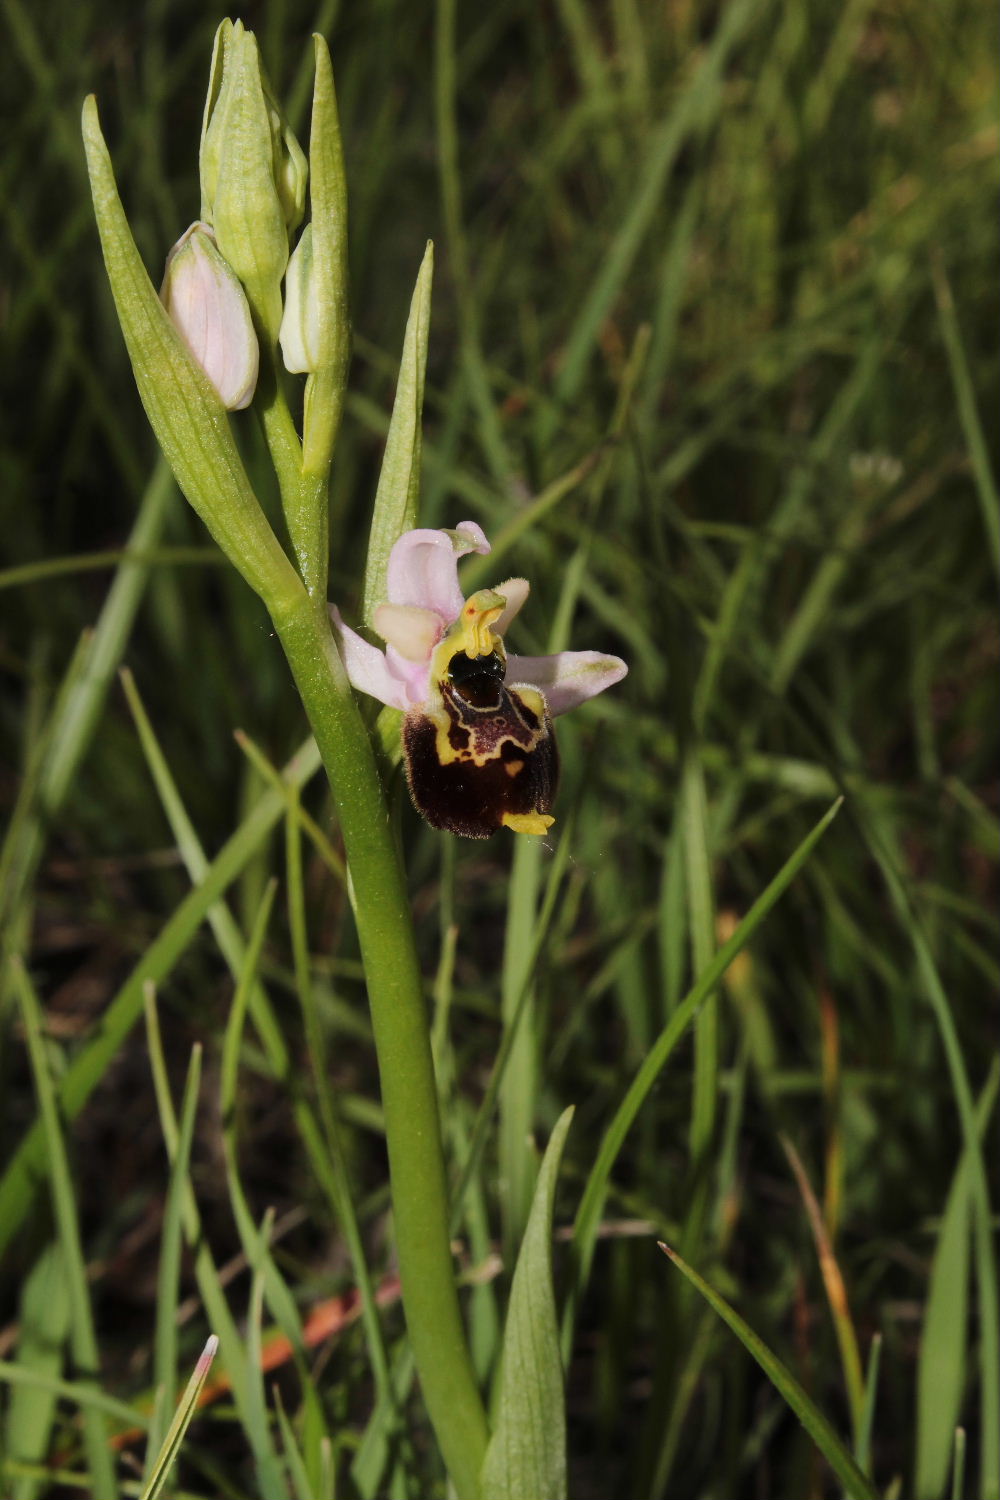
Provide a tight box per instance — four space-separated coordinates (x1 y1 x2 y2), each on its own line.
80 97 301 610
659 1244 879 1500
480 1107 574 1500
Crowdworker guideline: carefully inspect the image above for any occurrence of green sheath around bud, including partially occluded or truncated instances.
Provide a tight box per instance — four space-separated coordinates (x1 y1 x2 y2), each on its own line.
160 222 259 410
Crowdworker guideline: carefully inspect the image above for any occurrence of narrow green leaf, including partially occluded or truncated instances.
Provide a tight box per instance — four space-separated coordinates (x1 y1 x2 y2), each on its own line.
5 1242 72 1500
569 799 842 1306
543 0 761 439
275 1385 319 1500
681 750 718 1166
12 960 118 1499
361 241 433 626
219 879 335 1440
0 463 174 948
81 96 302 610
480 1108 574 1500
659 1244 879 1500
859 805 1000 1500
149 1036 203 1472
0 735 322 1260
915 1060 999 1499
144 989 284 1492
931 253 1000 584
138 1336 219 1500
0 1362 143 1430
857 1334 882 1476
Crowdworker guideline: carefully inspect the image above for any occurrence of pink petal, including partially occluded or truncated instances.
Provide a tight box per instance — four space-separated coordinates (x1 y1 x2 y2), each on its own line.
373 603 443 662
331 609 409 709
493 578 530 635
384 646 433 707
386 522 490 622
505 650 627 717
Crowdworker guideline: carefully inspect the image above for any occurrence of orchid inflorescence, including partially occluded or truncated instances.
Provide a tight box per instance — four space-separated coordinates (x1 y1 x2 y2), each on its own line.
148 20 626 841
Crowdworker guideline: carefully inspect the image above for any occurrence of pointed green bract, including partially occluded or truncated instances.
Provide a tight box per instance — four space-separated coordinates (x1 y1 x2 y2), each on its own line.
198 20 233 223
299 34 351 478
361 241 434 626
81 97 301 611
480 1107 573 1500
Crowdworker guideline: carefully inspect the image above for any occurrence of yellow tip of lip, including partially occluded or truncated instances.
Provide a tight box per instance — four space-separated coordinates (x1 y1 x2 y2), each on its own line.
502 811 555 836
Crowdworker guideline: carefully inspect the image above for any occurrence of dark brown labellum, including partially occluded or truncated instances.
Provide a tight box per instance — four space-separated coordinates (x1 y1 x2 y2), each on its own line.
402 650 558 838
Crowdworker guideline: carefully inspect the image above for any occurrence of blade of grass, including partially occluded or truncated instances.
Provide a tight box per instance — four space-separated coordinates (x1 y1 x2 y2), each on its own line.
780 1135 865 1449
144 985 284 1492
1 460 175 928
0 1363 146 1431
567 798 842 1322
434 0 512 486
858 1335 882 1477
452 807 577 1222
0 734 321 1260
543 0 763 441
137 1336 219 1500
658 1243 878 1500
858 801 1000 1500
915 1059 999 1500
11 958 118 1499
4 1241 72 1500
930 252 1000 583
148 1037 203 1471
283 786 395 1412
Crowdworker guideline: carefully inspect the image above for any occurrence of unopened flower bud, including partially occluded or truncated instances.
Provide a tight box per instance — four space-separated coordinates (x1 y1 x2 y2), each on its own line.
261 75 308 236
160 223 259 410
198 21 300 343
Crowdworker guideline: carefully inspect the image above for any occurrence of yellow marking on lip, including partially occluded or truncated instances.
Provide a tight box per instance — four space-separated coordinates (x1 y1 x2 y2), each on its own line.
502 811 555 836
504 759 525 777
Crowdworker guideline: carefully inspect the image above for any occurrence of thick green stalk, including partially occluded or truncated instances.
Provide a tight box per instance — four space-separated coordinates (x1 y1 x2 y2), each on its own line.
267 589 489 1500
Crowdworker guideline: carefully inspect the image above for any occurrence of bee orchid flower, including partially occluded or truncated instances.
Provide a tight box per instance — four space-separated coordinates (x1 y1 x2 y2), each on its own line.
332 523 627 838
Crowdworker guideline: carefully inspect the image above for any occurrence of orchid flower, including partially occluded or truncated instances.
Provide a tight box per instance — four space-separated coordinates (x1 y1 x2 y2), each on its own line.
332 522 627 838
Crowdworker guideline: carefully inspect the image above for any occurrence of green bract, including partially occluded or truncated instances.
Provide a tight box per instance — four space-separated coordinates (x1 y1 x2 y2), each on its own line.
82 96 300 609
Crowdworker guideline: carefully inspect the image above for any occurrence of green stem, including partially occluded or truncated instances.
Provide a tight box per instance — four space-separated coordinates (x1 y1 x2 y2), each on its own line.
257 356 330 600
267 588 489 1500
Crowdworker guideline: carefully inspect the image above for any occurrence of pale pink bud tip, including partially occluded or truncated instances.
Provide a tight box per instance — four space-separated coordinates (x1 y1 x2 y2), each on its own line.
160 223 259 410
195 1333 220 1377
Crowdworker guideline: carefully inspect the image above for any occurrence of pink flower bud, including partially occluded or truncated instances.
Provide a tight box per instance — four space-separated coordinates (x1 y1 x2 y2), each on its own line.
160 222 259 410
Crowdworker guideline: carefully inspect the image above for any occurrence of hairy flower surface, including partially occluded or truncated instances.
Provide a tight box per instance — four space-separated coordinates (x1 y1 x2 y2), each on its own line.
333 524 627 836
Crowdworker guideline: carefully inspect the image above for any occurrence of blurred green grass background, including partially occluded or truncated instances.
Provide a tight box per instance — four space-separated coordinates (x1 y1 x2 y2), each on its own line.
1 0 997 1496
